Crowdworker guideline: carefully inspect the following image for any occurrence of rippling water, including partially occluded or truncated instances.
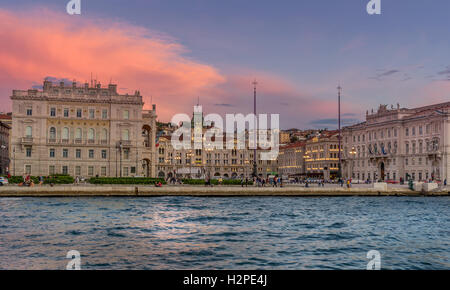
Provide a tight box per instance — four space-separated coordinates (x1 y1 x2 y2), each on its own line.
0 196 448 269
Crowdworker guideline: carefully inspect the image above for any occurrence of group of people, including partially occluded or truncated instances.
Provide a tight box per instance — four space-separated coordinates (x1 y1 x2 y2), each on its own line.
18 175 46 187
253 176 283 187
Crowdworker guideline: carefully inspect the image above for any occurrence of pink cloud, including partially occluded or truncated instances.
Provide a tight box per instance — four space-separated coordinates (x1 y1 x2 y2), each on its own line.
0 8 358 129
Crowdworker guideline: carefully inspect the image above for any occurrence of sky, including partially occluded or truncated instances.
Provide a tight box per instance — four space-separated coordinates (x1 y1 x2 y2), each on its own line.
0 0 449 129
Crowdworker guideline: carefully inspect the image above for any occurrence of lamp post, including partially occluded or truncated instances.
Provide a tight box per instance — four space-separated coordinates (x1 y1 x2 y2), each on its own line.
0 144 5 175
13 146 15 176
119 142 123 177
349 147 356 180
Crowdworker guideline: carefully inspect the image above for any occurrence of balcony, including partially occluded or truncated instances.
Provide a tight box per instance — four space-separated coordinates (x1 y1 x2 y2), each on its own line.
100 139 108 145
120 140 132 146
74 139 83 145
21 137 33 144
61 139 70 144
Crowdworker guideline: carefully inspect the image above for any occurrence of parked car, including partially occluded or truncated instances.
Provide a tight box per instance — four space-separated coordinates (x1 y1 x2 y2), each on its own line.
0 177 9 186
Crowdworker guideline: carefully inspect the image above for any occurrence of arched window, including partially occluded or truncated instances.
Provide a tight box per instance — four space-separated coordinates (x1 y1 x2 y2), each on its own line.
49 127 56 139
62 127 69 140
122 129 129 141
101 128 107 141
88 128 95 140
25 126 32 137
75 128 82 140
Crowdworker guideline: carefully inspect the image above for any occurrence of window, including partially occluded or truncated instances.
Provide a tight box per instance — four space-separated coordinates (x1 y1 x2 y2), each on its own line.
64 108 69 117
49 165 55 175
89 149 94 158
89 109 95 119
62 166 68 175
131 167 136 174
101 150 107 159
123 149 129 160
50 108 56 117
76 149 81 159
405 128 409 137
101 129 107 142
26 147 32 157
26 108 32 116
25 165 31 174
75 128 82 140
25 126 32 137
63 149 68 158
123 167 129 176
122 129 129 141
123 110 129 120
49 127 56 139
75 166 81 176
76 108 82 118
88 166 94 176
102 109 108 119
62 127 69 140
49 149 55 158
88 128 95 141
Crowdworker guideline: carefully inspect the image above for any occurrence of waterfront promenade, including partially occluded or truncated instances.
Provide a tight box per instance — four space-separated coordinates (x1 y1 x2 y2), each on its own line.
0 184 448 197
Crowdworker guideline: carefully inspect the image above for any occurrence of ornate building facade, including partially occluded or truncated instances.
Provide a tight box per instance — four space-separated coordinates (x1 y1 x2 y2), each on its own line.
156 134 279 180
304 132 340 180
10 80 157 177
278 142 306 178
0 121 10 175
342 103 450 182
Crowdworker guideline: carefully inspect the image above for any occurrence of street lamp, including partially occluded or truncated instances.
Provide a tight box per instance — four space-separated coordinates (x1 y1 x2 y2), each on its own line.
118 142 123 177
0 144 6 175
349 147 356 180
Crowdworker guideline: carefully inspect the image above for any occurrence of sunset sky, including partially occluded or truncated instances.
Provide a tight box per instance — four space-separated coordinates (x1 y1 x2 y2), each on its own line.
0 0 449 129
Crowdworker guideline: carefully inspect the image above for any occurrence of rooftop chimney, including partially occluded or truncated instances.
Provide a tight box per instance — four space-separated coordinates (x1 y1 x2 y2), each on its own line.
60 81 64 88
152 104 156 112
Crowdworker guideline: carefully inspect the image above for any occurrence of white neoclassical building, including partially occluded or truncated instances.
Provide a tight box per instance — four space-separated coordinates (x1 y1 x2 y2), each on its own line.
10 80 157 177
342 102 450 182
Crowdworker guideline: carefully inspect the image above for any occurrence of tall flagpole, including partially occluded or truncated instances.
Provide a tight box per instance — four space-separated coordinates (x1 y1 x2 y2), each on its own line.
252 80 258 178
337 85 342 179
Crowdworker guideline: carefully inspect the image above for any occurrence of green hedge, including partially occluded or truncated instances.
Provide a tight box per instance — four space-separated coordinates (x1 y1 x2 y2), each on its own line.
181 179 253 185
88 177 166 185
8 175 74 184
